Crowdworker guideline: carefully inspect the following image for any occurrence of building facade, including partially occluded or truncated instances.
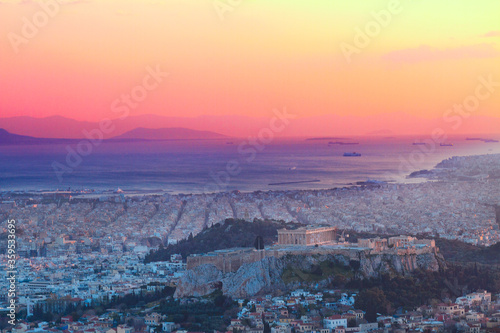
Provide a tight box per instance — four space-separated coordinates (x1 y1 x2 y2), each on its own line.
277 226 337 246
323 315 347 329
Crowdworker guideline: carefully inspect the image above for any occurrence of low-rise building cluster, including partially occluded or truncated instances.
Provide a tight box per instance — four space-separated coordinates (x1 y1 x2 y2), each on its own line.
5 289 500 333
0 253 185 316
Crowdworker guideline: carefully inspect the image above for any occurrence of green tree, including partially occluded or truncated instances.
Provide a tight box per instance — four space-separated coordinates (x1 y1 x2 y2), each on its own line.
355 287 391 322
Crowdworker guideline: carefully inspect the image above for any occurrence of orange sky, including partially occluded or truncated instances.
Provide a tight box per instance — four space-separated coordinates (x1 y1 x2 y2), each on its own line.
0 0 499 131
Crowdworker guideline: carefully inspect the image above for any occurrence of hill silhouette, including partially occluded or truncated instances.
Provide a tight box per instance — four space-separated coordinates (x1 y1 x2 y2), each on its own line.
0 128 76 145
113 127 227 140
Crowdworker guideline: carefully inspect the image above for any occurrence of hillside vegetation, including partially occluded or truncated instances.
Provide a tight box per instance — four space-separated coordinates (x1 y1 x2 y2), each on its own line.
144 218 303 263
435 238 500 265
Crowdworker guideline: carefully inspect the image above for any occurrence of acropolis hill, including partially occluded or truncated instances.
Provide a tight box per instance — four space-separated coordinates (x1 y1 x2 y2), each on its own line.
176 232 443 298
186 228 440 274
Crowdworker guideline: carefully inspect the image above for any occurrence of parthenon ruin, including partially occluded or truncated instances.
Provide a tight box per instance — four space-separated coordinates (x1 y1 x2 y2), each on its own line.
277 226 337 246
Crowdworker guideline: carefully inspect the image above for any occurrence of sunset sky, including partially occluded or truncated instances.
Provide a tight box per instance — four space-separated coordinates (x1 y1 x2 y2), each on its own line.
1 0 499 132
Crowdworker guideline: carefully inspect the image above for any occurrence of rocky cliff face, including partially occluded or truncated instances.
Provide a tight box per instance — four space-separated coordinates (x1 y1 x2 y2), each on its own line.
358 250 444 278
174 264 223 297
174 250 445 299
222 256 286 298
174 257 286 298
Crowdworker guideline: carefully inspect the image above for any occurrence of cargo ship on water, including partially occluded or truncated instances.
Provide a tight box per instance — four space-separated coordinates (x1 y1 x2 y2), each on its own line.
465 137 499 143
343 152 361 157
329 141 359 145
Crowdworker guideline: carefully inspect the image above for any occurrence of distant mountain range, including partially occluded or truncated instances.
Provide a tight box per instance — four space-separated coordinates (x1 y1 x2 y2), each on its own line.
0 113 499 139
114 127 227 140
0 115 252 139
0 127 227 145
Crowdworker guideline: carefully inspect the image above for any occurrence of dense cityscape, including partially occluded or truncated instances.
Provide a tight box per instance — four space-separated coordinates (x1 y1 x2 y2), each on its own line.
1 153 500 332
2 0 500 331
